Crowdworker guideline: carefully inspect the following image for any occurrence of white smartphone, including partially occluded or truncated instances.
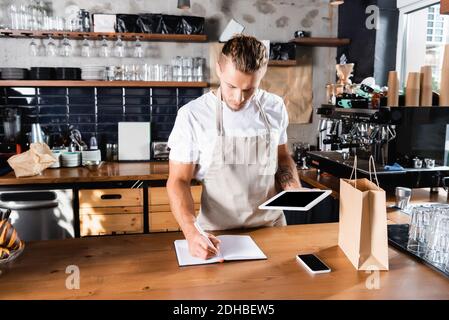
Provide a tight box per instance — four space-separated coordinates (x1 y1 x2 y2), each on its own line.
296 254 331 274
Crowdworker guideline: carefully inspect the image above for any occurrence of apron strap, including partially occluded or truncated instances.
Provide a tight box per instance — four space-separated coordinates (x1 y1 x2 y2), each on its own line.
215 87 225 163
216 87 224 136
254 91 272 155
215 87 273 161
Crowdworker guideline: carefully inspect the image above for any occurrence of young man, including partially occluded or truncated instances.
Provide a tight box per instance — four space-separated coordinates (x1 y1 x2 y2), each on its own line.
167 34 301 260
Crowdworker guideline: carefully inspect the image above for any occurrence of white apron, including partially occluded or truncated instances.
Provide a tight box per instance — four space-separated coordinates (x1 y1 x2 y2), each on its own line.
196 88 286 231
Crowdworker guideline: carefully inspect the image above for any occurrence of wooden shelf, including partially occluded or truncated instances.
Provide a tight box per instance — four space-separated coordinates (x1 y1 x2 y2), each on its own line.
0 80 209 87
290 37 350 47
268 60 297 66
0 29 207 42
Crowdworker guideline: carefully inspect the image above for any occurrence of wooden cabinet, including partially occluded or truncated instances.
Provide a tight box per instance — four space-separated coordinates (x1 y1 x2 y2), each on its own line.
442 0 449 14
79 188 143 207
79 185 202 235
79 188 143 236
148 186 202 232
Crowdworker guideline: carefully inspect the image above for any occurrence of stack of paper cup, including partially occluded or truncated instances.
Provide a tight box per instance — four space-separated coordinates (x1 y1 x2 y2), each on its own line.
420 65 433 106
406 72 421 107
440 44 449 106
387 71 399 107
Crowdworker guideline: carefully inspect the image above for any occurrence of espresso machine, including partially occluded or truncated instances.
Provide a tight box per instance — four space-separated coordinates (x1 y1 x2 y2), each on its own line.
311 106 449 191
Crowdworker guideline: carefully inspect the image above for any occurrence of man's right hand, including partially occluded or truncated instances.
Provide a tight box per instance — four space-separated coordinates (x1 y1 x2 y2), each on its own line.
186 231 222 260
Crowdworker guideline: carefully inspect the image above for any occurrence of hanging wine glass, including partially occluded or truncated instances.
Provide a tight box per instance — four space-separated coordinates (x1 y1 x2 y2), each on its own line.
81 36 91 57
60 35 72 57
133 36 144 58
46 35 57 57
113 35 124 58
29 38 38 56
99 36 110 58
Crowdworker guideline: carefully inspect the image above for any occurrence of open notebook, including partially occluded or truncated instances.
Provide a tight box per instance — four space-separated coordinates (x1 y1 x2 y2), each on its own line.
174 235 267 267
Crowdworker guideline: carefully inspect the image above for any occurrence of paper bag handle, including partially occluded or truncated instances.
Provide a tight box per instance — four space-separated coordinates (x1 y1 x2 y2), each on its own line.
368 155 380 187
349 155 358 187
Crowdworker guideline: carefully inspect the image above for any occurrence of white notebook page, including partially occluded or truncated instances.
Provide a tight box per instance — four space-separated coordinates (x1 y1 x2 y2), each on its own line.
174 235 266 266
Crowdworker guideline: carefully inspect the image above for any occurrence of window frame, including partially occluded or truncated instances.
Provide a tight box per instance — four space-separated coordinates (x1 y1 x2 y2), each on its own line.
396 0 441 86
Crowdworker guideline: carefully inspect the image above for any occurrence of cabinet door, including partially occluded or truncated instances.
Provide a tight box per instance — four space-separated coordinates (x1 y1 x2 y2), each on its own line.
150 211 180 232
149 186 202 206
79 188 143 208
148 186 202 232
148 207 200 232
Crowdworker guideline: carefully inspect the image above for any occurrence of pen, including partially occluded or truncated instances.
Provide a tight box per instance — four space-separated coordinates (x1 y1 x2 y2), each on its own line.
193 221 219 254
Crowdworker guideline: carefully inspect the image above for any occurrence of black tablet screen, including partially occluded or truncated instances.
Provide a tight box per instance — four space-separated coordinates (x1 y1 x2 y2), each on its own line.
264 191 326 208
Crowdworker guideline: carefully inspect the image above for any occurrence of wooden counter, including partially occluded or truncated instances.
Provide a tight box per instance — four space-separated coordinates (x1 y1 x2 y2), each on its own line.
298 168 449 203
0 223 448 299
0 161 169 186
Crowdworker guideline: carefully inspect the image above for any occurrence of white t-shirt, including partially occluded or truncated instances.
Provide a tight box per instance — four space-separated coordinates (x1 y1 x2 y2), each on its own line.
167 89 289 180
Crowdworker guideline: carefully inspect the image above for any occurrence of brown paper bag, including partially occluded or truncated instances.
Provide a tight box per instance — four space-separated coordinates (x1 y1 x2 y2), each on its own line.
7 143 57 178
338 156 389 271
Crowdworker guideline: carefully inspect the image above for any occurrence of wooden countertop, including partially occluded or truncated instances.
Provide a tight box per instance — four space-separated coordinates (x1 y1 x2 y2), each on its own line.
0 161 170 185
1 223 448 299
298 168 449 203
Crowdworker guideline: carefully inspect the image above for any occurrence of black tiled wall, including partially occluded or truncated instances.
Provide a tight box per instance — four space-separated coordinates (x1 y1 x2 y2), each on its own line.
0 86 203 157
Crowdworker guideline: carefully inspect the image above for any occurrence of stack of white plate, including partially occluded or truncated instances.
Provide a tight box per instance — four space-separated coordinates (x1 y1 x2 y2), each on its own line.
81 66 105 81
81 150 102 165
61 152 81 167
0 68 28 80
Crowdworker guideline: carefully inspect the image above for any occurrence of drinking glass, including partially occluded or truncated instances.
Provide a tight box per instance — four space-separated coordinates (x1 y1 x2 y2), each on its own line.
445 249 449 273
60 35 72 57
99 36 110 58
114 36 124 58
29 38 38 56
19 4 29 30
193 57 204 82
182 57 193 82
407 206 433 257
424 209 449 268
172 56 183 82
53 17 65 31
8 4 19 30
81 36 91 57
145 64 156 81
123 65 134 81
46 35 57 57
325 84 335 104
133 36 144 58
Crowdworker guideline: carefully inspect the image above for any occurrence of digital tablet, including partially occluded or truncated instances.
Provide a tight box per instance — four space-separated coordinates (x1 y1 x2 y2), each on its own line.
258 190 332 211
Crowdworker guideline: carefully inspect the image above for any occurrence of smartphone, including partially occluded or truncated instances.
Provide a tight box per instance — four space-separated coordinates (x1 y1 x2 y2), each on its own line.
296 254 331 274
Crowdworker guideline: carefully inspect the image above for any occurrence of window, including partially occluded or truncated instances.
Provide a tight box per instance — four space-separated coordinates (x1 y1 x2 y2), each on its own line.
399 2 449 92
